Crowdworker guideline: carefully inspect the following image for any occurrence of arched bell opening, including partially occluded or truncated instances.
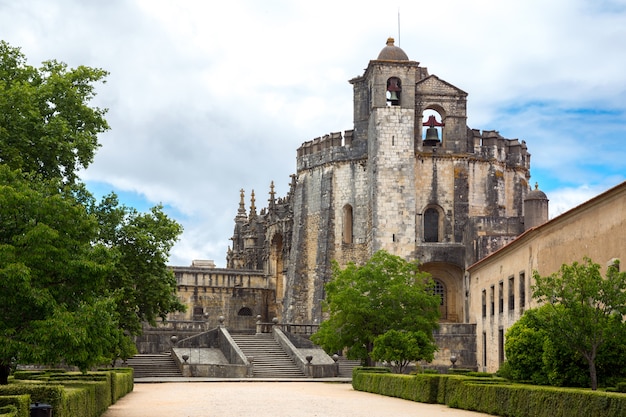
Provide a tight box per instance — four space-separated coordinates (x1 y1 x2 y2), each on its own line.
422 109 445 146
386 77 402 106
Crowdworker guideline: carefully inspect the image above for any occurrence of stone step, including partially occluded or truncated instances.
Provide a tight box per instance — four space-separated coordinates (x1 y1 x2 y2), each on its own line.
126 354 182 378
231 334 305 378
336 358 361 377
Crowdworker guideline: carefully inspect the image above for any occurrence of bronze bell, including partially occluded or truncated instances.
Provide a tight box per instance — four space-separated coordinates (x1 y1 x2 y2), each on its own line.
387 91 399 105
423 127 440 146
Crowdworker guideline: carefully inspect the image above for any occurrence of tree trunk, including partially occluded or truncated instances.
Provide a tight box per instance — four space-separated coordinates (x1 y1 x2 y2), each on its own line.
588 358 598 390
584 347 599 390
0 364 10 385
364 341 375 366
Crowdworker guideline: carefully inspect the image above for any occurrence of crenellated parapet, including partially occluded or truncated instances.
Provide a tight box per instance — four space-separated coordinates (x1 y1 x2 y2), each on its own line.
296 129 366 171
469 129 530 170
297 131 349 157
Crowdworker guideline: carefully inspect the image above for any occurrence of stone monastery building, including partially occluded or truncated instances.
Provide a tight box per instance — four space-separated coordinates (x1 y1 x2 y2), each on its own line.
166 38 552 368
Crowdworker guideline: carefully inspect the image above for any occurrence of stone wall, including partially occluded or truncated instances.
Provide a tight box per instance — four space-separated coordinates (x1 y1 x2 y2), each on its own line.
431 323 477 370
468 182 626 372
170 266 277 329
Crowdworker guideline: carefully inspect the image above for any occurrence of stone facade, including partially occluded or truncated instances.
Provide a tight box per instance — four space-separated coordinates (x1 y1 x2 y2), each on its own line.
166 38 549 369
468 181 626 372
276 39 533 327
169 266 276 328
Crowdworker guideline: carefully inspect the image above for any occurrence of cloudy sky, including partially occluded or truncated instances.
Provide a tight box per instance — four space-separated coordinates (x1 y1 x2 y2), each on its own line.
2 0 625 267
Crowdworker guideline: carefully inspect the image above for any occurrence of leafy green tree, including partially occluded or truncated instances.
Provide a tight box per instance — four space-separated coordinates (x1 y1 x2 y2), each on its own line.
371 329 436 373
503 304 626 388
501 306 552 385
311 250 440 366
0 41 109 184
0 167 119 383
502 305 588 387
532 258 626 390
91 193 186 336
0 42 185 384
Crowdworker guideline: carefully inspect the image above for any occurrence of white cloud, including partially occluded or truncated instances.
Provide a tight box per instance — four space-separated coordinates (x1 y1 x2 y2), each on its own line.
1 0 625 266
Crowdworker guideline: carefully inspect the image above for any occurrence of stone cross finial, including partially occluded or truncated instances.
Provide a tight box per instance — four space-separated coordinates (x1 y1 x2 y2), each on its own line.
235 188 247 221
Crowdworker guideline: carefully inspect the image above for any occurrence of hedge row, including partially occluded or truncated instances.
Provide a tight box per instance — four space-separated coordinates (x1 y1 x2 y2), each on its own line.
352 369 626 417
0 396 28 417
0 405 18 417
0 368 133 417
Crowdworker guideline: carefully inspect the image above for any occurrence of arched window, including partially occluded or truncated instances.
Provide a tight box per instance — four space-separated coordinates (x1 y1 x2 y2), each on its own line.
343 204 353 244
432 279 447 320
386 77 401 106
238 307 253 316
432 280 445 306
424 207 439 242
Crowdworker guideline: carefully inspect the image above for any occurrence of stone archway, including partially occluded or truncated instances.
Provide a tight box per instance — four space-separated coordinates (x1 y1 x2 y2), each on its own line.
420 262 464 323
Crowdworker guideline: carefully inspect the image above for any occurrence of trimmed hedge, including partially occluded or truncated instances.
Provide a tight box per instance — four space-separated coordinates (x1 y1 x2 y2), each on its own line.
353 370 626 417
0 405 18 417
0 396 28 417
1 368 134 417
104 368 134 404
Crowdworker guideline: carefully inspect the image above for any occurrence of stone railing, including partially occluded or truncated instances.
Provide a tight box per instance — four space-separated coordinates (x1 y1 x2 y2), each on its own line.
254 317 319 335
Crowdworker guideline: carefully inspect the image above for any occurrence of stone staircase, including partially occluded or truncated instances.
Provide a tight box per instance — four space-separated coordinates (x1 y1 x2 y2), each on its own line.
126 353 182 378
231 333 305 378
336 357 361 377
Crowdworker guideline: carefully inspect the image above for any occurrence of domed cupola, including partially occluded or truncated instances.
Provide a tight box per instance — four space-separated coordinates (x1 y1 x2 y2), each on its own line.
524 183 549 230
377 37 409 61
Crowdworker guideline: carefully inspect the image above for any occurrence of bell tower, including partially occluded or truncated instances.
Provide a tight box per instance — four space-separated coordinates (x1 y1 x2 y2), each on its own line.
350 38 424 258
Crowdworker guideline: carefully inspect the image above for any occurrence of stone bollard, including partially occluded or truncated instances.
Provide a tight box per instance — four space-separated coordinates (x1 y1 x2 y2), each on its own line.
306 355 313 378
256 315 262 334
248 356 254 378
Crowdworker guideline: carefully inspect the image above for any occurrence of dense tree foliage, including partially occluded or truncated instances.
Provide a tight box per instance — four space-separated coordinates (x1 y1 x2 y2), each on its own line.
0 167 119 382
502 259 626 390
91 193 185 335
0 41 109 184
501 305 590 387
370 329 437 373
502 304 626 388
0 41 184 384
311 250 440 367
532 258 626 390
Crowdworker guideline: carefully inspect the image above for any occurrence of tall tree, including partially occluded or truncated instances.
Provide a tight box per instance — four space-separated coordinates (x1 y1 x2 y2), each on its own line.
0 167 119 383
311 250 440 366
92 193 186 336
0 41 184 384
532 258 626 390
0 40 109 184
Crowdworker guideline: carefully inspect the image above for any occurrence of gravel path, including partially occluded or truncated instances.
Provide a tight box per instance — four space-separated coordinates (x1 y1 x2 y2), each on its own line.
102 382 491 417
